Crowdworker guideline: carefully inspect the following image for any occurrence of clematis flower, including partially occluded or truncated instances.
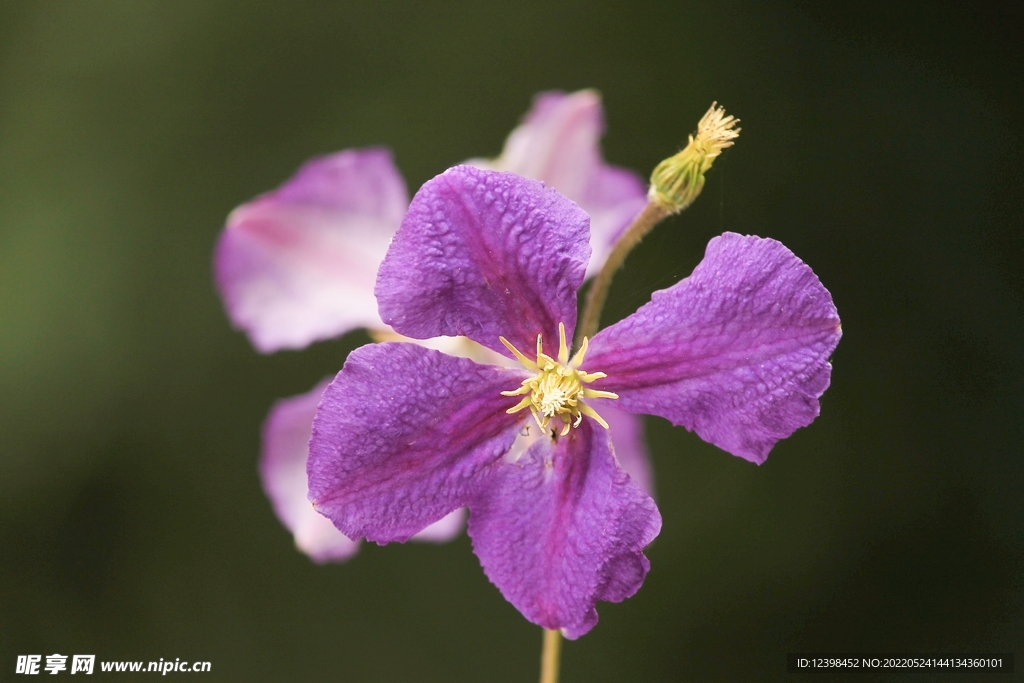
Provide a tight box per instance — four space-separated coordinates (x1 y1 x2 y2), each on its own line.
307 166 841 637
213 91 651 562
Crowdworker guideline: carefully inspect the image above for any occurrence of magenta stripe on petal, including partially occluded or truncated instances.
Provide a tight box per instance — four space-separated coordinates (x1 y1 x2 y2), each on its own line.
586 233 842 464
375 166 591 357
467 419 661 639
308 342 529 543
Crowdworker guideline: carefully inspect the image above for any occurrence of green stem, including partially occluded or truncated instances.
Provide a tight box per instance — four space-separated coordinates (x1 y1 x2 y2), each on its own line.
539 629 562 683
577 200 670 345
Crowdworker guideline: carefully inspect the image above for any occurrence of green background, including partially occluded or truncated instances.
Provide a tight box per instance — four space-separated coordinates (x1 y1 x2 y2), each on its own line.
1 2 1021 681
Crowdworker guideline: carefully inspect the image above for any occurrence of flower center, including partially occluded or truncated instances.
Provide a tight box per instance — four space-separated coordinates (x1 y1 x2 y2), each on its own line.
500 323 618 436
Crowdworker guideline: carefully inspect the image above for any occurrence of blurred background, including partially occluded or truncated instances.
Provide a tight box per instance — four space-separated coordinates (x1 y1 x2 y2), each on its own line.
1 1 1021 681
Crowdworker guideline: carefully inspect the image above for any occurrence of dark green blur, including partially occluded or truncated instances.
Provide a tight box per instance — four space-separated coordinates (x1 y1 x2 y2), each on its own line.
1 2 1021 681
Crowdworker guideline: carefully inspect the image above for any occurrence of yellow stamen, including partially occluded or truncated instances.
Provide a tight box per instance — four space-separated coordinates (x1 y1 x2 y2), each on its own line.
579 402 610 429
504 395 533 414
500 325 617 434
569 335 589 368
557 322 570 366
500 336 539 372
583 388 618 400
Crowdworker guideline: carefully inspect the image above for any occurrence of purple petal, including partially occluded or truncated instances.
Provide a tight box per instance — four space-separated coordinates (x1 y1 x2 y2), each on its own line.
586 233 842 464
214 148 408 352
467 420 661 639
602 405 655 498
308 342 528 543
469 90 646 276
259 380 360 563
375 165 591 357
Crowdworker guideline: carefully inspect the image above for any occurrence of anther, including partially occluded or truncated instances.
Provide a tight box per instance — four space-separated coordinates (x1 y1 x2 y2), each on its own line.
499 323 618 433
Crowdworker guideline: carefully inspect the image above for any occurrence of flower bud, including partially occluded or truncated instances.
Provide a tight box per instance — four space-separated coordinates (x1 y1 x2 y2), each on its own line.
648 103 740 213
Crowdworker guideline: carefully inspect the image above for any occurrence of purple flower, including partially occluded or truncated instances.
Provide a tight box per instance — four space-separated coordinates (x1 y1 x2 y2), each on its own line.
213 91 651 563
307 166 841 637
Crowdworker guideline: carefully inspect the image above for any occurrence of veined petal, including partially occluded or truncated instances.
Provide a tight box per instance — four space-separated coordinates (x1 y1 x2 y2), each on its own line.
308 342 529 543
375 165 591 357
214 148 408 352
468 90 646 277
586 233 842 464
467 420 661 639
259 380 360 563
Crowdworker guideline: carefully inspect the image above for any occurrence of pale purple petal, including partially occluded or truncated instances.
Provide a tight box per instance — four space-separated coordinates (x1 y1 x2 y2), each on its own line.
467 420 661 639
579 166 648 276
376 165 591 356
308 342 529 543
480 90 607 201
468 90 646 276
602 405 655 497
259 380 360 563
586 233 842 464
412 508 466 542
214 148 408 352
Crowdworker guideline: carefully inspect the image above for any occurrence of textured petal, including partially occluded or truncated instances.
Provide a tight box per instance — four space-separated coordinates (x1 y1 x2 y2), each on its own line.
375 165 591 357
259 380 360 563
308 342 528 543
214 148 408 352
585 233 842 464
467 420 661 639
468 90 646 277
601 405 655 497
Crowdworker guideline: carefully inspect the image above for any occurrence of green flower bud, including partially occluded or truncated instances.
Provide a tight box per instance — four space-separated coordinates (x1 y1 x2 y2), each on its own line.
649 103 740 213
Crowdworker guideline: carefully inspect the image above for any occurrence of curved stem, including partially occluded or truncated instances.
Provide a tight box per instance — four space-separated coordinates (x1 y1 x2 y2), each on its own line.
577 200 670 345
539 628 562 683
